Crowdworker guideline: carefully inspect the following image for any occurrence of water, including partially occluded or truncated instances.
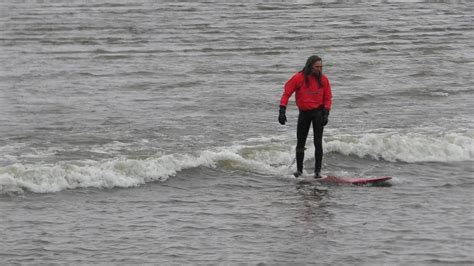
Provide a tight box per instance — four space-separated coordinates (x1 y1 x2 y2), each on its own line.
1 1 473 264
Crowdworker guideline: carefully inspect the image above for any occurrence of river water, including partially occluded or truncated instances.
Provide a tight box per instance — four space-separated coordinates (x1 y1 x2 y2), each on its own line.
1 1 473 264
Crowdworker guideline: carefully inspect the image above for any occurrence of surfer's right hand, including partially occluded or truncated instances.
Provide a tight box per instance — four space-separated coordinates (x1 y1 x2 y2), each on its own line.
278 106 287 125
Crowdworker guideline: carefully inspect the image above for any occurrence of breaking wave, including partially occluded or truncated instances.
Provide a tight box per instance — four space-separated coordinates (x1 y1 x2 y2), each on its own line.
1 132 472 194
325 132 473 163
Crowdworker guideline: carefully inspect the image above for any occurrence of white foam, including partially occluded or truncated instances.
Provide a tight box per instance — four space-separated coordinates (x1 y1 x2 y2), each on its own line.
325 132 474 163
0 153 214 194
1 131 472 194
0 145 294 194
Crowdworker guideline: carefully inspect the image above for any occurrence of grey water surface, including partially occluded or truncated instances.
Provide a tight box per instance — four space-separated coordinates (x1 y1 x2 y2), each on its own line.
1 1 473 264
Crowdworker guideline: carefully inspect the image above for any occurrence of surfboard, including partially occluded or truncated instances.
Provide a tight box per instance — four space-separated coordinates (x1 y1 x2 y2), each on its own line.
297 175 392 186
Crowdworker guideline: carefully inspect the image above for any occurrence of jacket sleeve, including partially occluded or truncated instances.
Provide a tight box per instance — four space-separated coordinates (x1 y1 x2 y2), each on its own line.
279 73 300 107
323 76 332 110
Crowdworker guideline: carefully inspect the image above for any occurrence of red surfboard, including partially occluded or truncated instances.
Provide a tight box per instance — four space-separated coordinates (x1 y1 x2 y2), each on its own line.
298 175 392 186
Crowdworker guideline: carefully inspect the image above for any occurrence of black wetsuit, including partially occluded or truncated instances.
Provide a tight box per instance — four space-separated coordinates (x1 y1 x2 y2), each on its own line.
296 108 325 174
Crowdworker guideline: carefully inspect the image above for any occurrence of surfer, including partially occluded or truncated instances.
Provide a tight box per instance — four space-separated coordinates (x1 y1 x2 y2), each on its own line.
278 55 333 178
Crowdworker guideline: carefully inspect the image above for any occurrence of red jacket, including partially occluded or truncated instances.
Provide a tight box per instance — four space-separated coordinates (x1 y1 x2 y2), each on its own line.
280 71 332 111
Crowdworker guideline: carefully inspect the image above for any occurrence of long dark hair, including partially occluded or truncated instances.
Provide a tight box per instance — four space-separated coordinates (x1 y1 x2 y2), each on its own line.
301 55 322 87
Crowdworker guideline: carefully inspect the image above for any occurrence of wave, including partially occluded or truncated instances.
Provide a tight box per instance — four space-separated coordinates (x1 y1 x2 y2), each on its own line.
325 131 473 163
0 153 208 194
0 144 290 194
1 132 472 194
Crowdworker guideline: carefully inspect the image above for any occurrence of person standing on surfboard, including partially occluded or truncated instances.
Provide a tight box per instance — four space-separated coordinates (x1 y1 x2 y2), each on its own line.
278 55 333 178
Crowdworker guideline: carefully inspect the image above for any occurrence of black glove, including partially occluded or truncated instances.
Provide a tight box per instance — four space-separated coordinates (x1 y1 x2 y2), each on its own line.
278 105 287 125
322 108 329 126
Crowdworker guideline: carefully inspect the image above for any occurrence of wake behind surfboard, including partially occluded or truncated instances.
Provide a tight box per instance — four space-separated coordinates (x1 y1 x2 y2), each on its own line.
297 175 392 186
